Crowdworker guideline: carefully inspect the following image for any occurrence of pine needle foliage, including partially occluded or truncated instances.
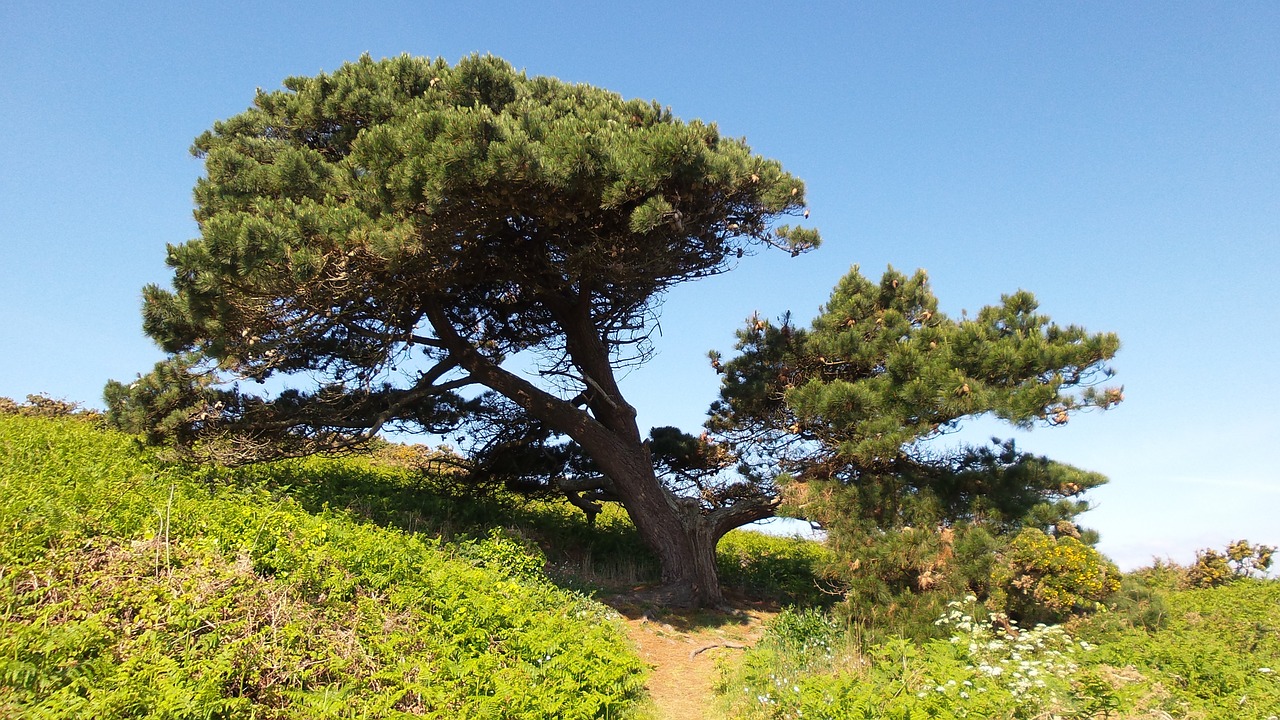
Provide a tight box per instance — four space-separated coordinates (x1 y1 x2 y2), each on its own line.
106 52 820 606
709 265 1121 628
711 265 1121 499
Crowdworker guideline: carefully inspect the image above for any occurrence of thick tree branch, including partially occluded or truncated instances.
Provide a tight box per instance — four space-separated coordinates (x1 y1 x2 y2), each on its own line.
423 300 613 448
709 495 782 538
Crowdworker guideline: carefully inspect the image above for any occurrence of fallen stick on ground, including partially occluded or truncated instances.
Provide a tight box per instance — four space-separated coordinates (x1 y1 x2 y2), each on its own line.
690 643 749 659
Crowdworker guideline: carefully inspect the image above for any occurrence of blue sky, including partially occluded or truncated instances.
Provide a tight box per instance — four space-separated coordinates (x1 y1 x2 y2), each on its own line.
2 1 1276 569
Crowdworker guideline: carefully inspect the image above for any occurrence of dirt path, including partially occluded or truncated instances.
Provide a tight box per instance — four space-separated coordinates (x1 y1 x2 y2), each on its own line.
611 601 775 720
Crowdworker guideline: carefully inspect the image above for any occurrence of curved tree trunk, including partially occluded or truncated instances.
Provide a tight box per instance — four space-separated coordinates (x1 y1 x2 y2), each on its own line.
578 438 777 607
610 466 728 607
564 423 728 606
430 303 765 607
659 511 728 607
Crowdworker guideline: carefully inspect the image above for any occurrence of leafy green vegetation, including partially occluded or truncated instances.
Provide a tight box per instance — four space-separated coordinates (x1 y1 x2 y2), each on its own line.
1185 539 1275 588
990 527 1121 625
719 575 1279 719
4 407 1276 720
720 599 1105 720
227 443 832 605
1077 576 1280 719
0 414 646 718
715 531 836 607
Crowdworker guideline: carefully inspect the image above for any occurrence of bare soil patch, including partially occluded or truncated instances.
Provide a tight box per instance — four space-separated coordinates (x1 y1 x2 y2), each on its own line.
605 594 776 720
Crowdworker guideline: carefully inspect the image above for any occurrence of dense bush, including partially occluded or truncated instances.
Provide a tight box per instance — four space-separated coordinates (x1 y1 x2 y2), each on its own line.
0 393 93 419
989 527 1120 625
827 524 1001 644
1188 539 1275 588
721 575 1280 720
1078 577 1280 719
0 414 646 718
1102 575 1173 631
719 599 1103 720
818 523 1120 645
716 530 835 606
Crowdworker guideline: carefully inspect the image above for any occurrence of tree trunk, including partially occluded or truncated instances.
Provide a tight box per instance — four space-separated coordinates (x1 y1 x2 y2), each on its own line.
619 473 777 607
565 423 727 606
609 464 727 607
429 305 741 607
653 511 727 607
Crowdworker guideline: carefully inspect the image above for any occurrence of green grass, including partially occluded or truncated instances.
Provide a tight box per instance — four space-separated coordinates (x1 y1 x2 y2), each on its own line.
228 443 833 604
716 578 1280 720
0 414 647 719
1077 578 1280 719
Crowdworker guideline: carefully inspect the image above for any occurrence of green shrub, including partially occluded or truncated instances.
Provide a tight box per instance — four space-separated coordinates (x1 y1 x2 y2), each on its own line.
990 527 1120 624
765 607 842 656
1189 540 1275 588
723 577 1280 720
1105 575 1172 631
1079 578 1280 720
0 393 94 418
1189 547 1237 588
715 530 834 605
820 524 1001 645
457 527 550 582
719 598 1102 720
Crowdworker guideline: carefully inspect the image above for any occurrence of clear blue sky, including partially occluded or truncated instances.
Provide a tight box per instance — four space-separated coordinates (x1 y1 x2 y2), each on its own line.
2 1 1276 569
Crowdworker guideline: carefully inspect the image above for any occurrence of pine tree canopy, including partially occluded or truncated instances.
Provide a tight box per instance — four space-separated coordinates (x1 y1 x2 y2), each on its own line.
107 53 819 605
113 53 816 459
708 265 1121 533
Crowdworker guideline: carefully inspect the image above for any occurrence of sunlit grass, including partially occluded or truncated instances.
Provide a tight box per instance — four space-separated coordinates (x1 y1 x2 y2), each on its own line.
0 414 648 719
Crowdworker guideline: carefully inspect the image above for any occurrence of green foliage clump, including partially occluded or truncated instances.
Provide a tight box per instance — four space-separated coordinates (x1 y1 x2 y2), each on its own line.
720 575 1280 720
990 527 1120 625
814 522 1117 643
1079 577 1280 719
0 414 646 718
715 530 835 606
1103 574 1173 631
710 265 1119 525
1188 539 1275 588
0 393 97 419
1188 547 1236 589
719 599 1102 720
456 527 550 582
823 524 995 644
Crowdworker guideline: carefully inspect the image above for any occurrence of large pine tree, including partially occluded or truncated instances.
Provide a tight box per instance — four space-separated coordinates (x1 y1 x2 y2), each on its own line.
107 54 816 606
708 266 1122 605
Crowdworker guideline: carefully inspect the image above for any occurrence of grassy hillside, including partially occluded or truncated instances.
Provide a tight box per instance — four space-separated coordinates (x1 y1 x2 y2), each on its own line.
221 443 833 608
1078 577 1280 719
717 573 1280 719
14 410 1270 720
0 414 647 719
